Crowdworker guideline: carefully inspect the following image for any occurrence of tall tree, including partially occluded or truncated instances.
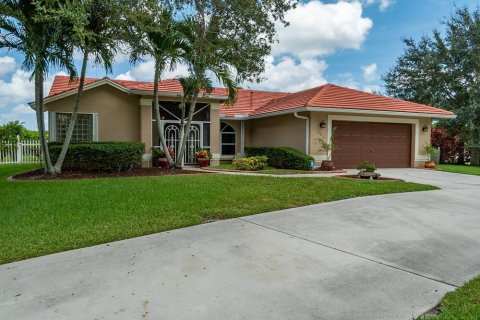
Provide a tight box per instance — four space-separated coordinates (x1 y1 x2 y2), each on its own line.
0 0 75 173
52 0 122 173
125 1 183 166
171 0 296 167
383 6 480 153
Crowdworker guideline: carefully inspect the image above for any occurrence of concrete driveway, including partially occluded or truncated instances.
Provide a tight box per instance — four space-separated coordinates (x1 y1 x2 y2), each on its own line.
1 169 480 320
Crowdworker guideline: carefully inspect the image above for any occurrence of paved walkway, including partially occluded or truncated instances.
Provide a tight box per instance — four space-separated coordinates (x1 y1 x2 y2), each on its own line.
1 169 480 320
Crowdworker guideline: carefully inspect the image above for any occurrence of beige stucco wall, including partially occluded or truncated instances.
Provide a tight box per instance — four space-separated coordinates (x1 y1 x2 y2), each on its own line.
245 113 307 153
46 85 141 142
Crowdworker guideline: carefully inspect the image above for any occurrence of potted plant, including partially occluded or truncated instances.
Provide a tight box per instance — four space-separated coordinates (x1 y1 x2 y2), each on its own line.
357 161 381 180
318 127 336 171
152 147 173 169
151 148 164 168
424 145 438 169
195 149 210 167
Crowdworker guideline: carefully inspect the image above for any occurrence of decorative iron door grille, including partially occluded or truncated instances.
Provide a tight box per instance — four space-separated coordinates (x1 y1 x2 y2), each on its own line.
164 123 201 164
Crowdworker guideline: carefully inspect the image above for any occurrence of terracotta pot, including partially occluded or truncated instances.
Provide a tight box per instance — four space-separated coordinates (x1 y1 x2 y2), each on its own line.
159 158 169 169
197 157 209 168
321 160 335 171
424 161 435 169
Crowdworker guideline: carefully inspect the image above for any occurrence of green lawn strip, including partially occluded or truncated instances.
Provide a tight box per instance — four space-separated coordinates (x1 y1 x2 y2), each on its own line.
437 164 480 176
1 164 437 264
207 164 311 175
420 276 480 320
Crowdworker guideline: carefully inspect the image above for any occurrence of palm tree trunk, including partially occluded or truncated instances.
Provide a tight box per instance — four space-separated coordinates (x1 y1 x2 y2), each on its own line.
53 49 89 173
175 92 198 167
153 59 174 165
35 71 54 174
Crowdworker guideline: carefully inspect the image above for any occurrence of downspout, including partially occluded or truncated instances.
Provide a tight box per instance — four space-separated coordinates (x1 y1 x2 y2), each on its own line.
294 112 309 154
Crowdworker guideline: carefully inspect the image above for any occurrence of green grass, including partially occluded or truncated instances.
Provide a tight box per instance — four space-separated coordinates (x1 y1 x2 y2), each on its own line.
0 164 437 264
420 276 480 319
437 164 480 176
207 163 313 175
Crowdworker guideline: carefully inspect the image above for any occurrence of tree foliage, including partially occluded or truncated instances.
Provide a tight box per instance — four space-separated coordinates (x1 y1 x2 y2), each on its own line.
0 121 39 141
383 6 480 149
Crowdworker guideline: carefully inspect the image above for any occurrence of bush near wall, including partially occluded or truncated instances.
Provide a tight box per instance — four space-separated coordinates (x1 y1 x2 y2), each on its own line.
431 128 469 164
245 146 313 170
49 142 144 172
233 156 268 171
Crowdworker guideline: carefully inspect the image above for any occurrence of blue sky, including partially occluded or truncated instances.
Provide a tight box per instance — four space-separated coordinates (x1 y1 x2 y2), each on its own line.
0 0 477 129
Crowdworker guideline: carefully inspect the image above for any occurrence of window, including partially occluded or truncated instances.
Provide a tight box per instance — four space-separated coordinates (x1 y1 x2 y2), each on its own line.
221 122 236 155
55 113 94 142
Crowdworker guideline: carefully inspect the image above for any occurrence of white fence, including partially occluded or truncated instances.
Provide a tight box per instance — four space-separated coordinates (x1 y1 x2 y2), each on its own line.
0 135 42 164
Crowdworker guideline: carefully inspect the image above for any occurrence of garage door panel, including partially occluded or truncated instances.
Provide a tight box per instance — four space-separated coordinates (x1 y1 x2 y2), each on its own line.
332 121 412 169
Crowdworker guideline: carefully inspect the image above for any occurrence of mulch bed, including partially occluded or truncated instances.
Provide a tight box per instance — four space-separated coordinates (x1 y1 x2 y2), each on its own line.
339 174 403 181
11 167 206 181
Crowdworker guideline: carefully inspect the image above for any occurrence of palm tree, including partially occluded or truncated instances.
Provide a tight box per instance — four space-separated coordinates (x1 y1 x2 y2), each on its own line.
0 0 75 174
173 14 237 167
52 0 122 173
126 2 184 166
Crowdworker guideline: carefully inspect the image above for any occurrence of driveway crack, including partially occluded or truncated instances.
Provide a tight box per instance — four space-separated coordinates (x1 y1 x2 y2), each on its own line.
237 217 459 289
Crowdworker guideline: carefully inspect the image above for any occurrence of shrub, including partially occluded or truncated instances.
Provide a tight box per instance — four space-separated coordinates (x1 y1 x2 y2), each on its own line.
233 156 268 171
357 161 376 172
49 142 144 172
431 128 469 164
245 146 313 170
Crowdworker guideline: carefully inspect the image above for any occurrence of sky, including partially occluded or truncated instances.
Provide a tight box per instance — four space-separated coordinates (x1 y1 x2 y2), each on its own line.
0 0 478 129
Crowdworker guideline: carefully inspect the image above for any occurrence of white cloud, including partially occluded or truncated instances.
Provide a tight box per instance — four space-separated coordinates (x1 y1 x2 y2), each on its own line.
0 70 34 103
12 103 35 114
115 60 190 81
272 1 373 59
335 72 360 90
361 63 378 82
0 56 16 76
248 56 328 92
365 0 394 11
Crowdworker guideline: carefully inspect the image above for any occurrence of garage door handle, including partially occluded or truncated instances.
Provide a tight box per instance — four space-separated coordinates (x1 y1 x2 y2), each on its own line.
370 147 374 152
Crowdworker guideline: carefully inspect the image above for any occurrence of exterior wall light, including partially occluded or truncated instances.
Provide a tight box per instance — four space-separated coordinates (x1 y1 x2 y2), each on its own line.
422 126 429 132
320 121 327 128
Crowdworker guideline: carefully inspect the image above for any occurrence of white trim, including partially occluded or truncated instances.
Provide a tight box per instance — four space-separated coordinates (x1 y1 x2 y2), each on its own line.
240 120 245 154
327 114 425 162
49 112 56 142
294 112 309 154
50 111 99 142
220 106 456 120
93 113 99 141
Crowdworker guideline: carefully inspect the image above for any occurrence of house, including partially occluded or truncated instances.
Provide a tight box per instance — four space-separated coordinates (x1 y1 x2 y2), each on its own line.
43 75 455 168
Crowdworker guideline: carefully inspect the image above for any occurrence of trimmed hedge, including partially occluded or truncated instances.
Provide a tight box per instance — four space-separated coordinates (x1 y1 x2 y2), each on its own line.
245 146 314 170
49 142 145 172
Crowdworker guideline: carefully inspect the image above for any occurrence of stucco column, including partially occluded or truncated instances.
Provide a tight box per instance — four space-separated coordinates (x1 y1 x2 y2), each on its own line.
210 103 221 166
139 98 153 167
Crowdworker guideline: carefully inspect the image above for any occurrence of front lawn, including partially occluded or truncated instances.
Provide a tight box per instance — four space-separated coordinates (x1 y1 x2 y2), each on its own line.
437 164 480 176
0 164 436 264
207 163 315 175
420 276 480 319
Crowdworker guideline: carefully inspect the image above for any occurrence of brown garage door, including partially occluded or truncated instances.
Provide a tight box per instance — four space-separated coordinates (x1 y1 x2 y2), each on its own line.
332 121 412 168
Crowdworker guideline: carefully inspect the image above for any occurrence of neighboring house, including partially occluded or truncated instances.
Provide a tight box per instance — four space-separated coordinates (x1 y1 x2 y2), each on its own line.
43 75 455 168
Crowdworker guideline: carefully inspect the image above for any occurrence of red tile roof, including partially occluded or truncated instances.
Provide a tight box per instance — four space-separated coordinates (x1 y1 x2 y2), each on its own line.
47 76 453 117
255 84 453 116
48 76 227 97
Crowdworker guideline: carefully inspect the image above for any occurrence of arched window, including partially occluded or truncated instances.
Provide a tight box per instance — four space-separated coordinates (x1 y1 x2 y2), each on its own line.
221 122 236 155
